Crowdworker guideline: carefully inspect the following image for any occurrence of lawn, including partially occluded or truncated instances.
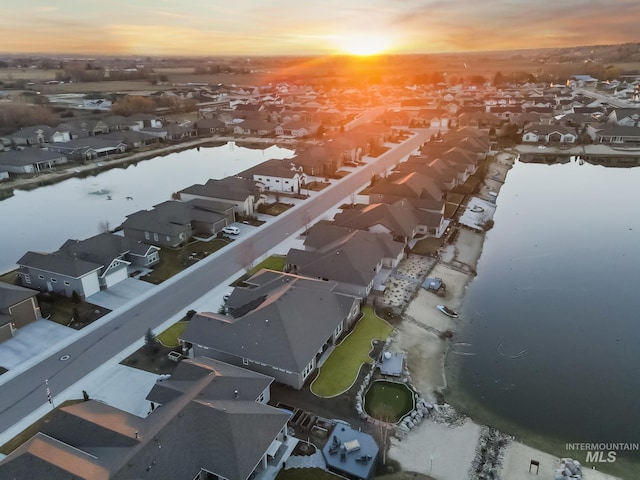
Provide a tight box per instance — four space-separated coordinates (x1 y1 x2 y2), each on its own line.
364 381 414 423
37 293 110 329
0 270 19 285
311 306 393 398
411 237 445 256
141 238 228 284
156 321 188 348
232 255 286 286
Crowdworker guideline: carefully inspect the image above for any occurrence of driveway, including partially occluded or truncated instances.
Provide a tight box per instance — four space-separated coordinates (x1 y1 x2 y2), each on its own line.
0 320 74 370
87 278 156 310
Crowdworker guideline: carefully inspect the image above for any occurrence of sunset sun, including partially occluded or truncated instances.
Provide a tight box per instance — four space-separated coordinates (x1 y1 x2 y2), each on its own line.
338 33 392 56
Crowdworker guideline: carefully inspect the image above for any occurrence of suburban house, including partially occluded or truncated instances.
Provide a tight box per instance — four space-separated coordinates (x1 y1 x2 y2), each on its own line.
0 357 291 480
397 155 459 191
368 171 445 214
16 233 159 298
290 145 344 178
238 159 306 193
103 115 140 132
178 176 262 216
181 270 361 389
334 199 447 241
122 199 233 247
594 125 640 145
48 137 127 161
128 113 163 130
0 283 41 342
277 120 320 137
57 119 110 138
194 117 227 135
522 124 577 143
0 149 68 174
607 108 640 126
332 202 419 243
8 125 71 146
286 223 405 298
233 119 277 136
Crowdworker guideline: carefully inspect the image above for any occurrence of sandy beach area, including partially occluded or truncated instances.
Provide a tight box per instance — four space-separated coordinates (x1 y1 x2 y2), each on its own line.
387 152 623 480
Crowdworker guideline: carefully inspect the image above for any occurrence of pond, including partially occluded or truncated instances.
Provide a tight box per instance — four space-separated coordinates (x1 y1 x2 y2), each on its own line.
364 380 415 423
0 142 295 274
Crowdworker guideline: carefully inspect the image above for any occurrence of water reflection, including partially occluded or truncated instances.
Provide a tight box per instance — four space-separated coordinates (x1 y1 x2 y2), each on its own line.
0 142 294 273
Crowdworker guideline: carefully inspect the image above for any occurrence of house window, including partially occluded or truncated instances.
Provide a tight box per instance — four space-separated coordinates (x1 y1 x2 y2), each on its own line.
153 233 159 241
38 275 44 280
242 358 249 366
64 281 71 286
275 179 280 182
144 231 150 240
166 235 170 241
24 274 31 284
51 278 57 283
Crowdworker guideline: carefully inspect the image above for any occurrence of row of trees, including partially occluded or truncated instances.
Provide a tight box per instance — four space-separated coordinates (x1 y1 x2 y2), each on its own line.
0 104 55 132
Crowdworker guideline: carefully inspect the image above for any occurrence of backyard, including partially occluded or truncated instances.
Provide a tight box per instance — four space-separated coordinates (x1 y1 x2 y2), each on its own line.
311 306 393 398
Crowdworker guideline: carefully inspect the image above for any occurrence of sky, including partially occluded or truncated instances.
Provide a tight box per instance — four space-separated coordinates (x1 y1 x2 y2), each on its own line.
1 0 638 56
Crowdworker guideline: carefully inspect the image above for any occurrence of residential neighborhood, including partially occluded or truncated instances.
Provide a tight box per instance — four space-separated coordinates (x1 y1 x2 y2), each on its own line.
1 46 639 480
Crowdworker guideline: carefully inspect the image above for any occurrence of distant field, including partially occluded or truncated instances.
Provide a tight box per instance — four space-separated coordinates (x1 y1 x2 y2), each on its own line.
0 68 59 81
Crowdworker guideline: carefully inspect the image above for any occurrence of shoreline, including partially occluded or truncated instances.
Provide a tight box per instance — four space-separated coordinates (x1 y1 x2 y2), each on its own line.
0 136 303 200
387 151 626 480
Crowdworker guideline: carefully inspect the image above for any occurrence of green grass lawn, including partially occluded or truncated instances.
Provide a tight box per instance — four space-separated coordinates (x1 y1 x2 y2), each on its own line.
311 306 392 398
232 255 287 286
156 321 188 348
364 381 414 423
141 238 228 284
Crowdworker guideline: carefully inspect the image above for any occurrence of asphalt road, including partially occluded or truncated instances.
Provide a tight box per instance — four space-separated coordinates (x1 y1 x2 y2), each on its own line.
0 129 432 435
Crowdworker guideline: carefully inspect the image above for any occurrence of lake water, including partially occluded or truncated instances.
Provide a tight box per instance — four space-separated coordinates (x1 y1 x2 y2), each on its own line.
0 142 294 274
446 160 640 472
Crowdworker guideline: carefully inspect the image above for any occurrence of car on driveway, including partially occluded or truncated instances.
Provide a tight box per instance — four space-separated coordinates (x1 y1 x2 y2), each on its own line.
222 226 240 235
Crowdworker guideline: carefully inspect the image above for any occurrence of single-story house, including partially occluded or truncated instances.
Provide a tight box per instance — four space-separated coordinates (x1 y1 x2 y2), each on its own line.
16 233 159 298
0 149 68 174
0 356 291 480
238 159 306 193
233 119 277 136
286 223 405 298
48 137 127 161
8 125 71 146
595 125 640 145
181 270 361 389
522 124 577 143
194 117 227 135
178 176 262 217
57 119 110 139
276 120 320 137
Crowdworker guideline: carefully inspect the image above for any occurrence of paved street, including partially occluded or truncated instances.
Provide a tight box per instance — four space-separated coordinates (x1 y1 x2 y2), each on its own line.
0 129 432 436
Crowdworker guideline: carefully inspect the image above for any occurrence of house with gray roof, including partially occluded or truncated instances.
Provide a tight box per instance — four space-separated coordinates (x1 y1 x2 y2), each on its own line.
238 158 306 193
522 124 577 144
595 125 640 145
179 176 262 216
0 357 291 480
122 199 233 247
8 125 71 146
369 171 445 214
194 117 227 135
181 270 361 389
57 119 110 138
48 137 127 161
286 224 405 298
233 119 277 136
16 233 159 298
0 283 41 342
0 149 68 174
333 201 419 243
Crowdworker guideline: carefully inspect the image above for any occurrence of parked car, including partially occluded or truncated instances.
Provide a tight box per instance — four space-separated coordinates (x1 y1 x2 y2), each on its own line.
222 226 240 235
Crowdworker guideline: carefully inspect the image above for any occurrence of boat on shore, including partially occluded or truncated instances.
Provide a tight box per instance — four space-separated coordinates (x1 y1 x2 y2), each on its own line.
437 305 458 318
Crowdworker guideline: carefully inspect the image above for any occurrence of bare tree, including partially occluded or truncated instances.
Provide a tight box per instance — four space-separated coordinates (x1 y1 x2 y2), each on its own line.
370 404 395 465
